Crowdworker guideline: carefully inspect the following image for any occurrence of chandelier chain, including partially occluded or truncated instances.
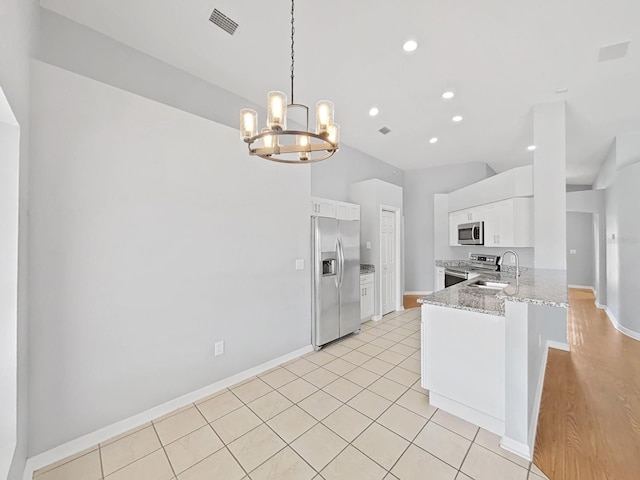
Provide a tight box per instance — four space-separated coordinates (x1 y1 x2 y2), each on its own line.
290 0 295 104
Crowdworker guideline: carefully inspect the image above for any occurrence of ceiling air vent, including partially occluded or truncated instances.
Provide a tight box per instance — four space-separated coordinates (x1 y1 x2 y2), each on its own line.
209 9 239 36
379 126 391 135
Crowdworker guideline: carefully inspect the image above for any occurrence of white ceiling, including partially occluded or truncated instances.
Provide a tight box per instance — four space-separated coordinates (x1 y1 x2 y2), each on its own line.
40 0 640 184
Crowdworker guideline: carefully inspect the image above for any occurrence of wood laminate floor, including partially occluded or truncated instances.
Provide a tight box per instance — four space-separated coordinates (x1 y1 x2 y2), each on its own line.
534 288 640 480
402 295 422 310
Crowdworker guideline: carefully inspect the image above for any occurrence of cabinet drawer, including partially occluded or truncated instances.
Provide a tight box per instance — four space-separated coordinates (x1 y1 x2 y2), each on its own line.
360 274 374 284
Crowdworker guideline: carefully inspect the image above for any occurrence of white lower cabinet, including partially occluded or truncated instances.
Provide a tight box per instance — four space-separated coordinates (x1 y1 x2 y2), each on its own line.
360 273 374 322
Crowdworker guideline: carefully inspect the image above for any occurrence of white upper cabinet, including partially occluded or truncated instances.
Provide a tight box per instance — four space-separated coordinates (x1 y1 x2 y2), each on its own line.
450 198 533 247
311 196 360 220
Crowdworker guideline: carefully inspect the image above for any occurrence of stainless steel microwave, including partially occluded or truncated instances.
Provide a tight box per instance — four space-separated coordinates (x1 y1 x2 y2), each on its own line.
458 221 484 245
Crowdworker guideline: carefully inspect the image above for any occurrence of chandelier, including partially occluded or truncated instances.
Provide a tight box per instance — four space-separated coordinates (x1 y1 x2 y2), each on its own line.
239 0 339 163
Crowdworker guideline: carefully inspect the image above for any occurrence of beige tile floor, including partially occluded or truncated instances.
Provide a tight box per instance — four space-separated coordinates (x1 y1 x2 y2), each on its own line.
33 308 550 480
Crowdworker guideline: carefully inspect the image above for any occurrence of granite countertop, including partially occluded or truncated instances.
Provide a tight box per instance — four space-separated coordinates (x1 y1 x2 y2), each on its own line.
360 264 375 274
419 268 568 316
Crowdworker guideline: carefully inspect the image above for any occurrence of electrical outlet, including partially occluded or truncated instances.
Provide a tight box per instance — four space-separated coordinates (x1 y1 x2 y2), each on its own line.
215 341 224 356
295 259 304 270
366 241 372 249
570 249 577 255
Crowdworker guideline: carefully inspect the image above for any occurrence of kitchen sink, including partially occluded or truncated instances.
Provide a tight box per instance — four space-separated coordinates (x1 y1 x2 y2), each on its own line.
467 280 509 290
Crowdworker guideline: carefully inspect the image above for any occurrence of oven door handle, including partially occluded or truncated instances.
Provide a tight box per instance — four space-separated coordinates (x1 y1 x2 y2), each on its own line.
445 270 468 279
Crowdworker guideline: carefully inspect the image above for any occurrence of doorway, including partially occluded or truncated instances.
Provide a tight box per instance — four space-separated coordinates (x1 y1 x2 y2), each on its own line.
380 206 401 315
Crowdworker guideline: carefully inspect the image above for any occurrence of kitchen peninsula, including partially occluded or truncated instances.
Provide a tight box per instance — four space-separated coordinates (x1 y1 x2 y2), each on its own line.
419 266 568 460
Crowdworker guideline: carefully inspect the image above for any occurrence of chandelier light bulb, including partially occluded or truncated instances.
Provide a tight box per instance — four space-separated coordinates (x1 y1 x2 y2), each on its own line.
240 109 258 141
262 128 274 149
267 91 287 130
316 100 335 135
369 107 379 117
328 124 340 146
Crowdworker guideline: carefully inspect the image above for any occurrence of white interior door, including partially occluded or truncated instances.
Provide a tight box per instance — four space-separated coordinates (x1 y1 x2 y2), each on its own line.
381 209 397 315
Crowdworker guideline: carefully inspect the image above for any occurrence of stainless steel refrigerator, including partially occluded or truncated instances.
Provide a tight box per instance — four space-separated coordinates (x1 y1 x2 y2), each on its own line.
312 217 361 349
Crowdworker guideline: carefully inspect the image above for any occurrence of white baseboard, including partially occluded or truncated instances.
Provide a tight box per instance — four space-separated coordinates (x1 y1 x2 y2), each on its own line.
547 340 570 352
22 344 313 480
404 291 430 295
372 315 383 321
595 301 605 310
500 436 531 461
603 307 640 342
567 285 595 292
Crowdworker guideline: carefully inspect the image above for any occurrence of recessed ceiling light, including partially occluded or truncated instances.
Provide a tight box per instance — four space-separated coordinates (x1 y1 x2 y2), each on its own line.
442 91 455 100
555 88 569 94
527 145 536 151
403 40 418 52
369 107 379 117
429 137 438 144
452 115 463 122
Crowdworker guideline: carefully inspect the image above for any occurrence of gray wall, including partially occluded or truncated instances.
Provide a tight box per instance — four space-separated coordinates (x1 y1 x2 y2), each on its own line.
310 148 404 202
566 213 595 287
592 134 640 337
0 0 39 478
29 61 312 455
403 162 493 292
605 162 640 335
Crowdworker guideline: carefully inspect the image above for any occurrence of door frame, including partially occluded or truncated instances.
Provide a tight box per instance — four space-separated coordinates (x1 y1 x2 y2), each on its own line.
0 84 20 478
378 205 403 317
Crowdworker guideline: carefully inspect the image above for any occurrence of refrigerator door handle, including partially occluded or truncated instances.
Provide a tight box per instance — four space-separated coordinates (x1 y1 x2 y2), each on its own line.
338 237 345 288
335 239 341 288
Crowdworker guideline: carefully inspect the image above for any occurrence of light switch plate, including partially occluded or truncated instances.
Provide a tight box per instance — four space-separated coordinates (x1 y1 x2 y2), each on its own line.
569 249 577 254
214 341 224 356
295 259 304 270
366 242 371 249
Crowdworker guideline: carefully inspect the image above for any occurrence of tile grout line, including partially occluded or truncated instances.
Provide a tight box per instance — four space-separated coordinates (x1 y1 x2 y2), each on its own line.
97 444 105 480
151 418 180 479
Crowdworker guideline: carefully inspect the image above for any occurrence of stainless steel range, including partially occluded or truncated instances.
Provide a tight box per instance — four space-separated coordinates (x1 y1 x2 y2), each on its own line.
444 253 500 288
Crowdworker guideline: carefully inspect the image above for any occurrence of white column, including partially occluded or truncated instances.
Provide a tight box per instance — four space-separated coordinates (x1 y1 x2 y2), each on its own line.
533 101 567 270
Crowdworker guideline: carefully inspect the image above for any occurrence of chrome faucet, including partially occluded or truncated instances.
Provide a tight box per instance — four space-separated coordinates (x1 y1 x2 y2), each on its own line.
499 250 520 279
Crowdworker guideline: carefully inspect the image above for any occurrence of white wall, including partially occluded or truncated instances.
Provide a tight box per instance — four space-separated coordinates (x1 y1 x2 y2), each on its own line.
0 0 39 477
403 163 493 292
593 141 617 190
29 61 312 455
533 101 567 270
